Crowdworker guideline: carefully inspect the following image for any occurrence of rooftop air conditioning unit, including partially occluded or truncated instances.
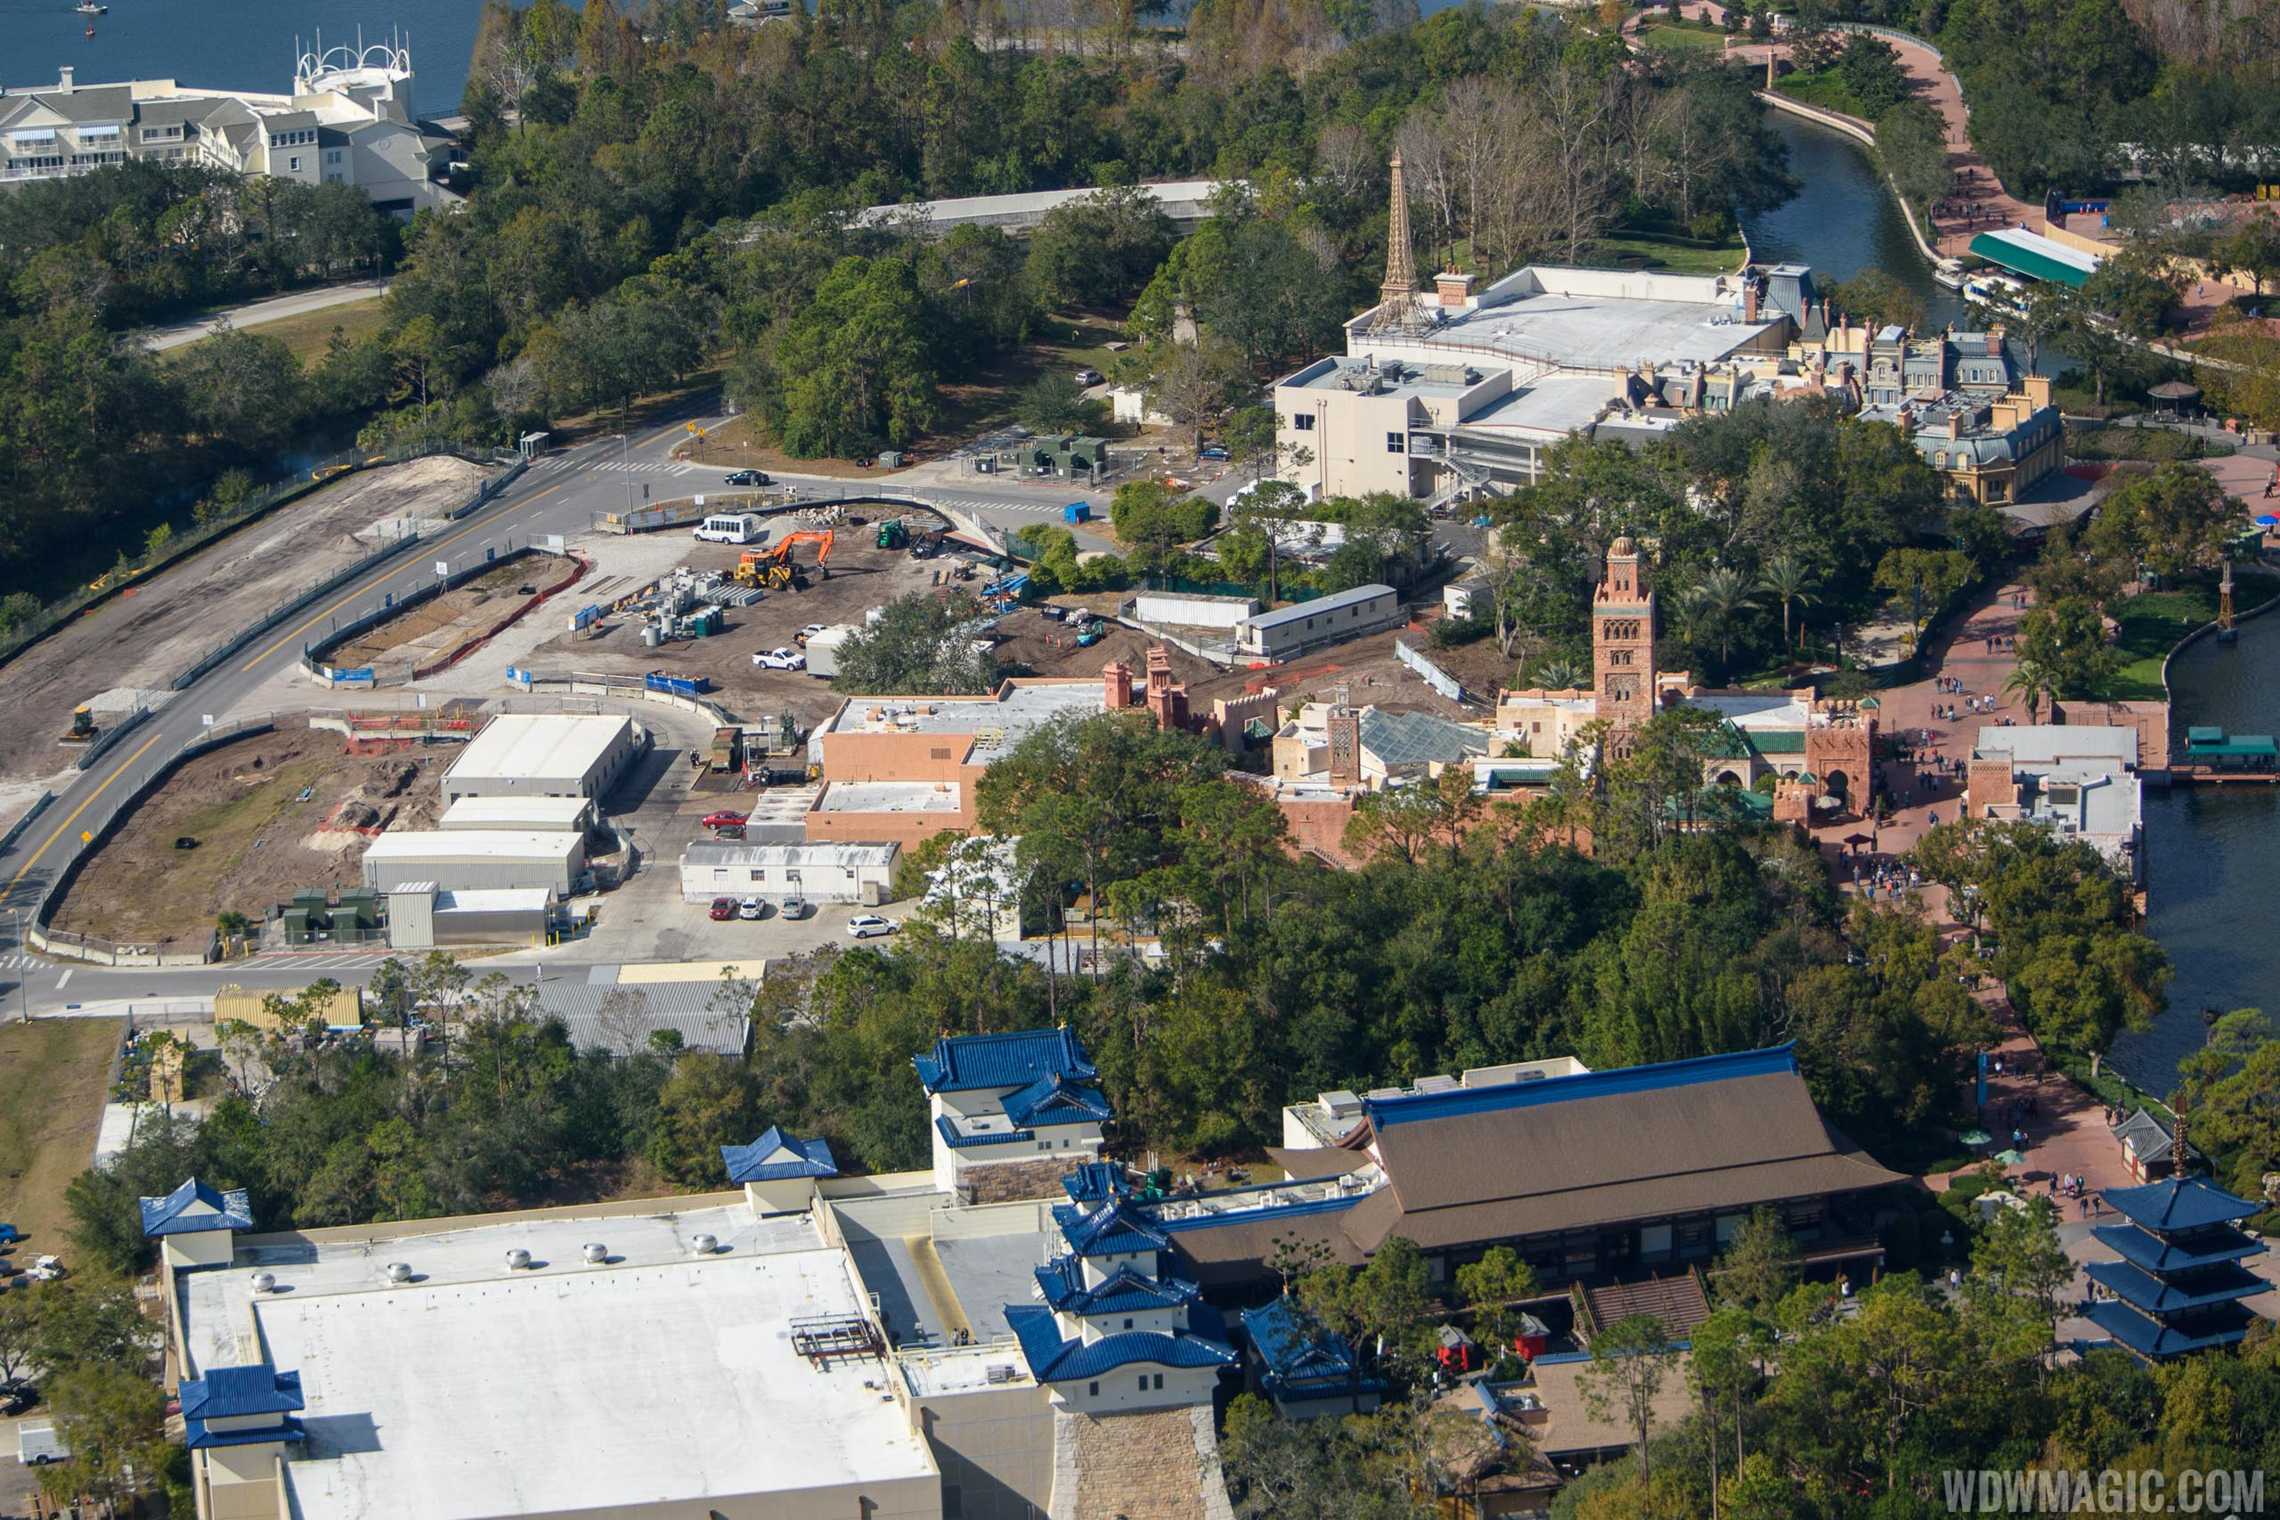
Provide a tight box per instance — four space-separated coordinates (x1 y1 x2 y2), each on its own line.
987 1364 1020 1384
504 1248 532 1271
583 1243 609 1264
690 1233 719 1256
250 1271 278 1295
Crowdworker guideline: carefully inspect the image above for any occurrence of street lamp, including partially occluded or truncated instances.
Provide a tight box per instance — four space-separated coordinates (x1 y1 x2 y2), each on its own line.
619 433 633 516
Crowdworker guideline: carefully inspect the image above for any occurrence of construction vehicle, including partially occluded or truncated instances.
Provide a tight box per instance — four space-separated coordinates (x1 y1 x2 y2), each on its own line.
876 519 908 551
733 529 835 591
61 705 94 745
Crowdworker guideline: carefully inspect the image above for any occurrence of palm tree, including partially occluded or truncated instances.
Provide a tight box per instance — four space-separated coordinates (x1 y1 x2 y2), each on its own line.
1758 555 1816 654
1534 657 1586 691
2002 661 2051 723
1691 566 1762 673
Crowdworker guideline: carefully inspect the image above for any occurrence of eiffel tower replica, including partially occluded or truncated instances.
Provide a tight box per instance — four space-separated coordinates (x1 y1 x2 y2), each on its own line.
1371 149 1431 336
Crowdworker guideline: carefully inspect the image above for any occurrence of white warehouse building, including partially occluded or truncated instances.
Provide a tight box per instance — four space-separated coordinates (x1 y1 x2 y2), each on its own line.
442 714 644 804
361 830 587 896
1236 583 1402 659
439 794 596 834
680 841 899 904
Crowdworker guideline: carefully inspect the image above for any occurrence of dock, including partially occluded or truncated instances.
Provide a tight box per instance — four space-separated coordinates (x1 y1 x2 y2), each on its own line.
2175 727 2280 783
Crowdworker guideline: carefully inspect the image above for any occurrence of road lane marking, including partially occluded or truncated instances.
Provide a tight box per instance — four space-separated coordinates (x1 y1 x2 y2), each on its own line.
2 729 170 903
54 970 71 988
240 475 575 672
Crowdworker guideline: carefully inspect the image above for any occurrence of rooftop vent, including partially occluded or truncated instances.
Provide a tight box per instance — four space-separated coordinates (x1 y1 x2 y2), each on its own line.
986 1364 1020 1384
583 1243 609 1264
690 1233 719 1256
384 1261 413 1284
504 1248 532 1271
250 1271 278 1294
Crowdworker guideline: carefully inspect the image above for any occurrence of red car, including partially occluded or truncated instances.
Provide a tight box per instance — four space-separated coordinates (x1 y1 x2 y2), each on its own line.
703 811 749 831
708 897 737 921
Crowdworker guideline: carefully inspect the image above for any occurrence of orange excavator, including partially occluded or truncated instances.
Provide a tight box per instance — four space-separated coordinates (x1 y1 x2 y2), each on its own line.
734 529 834 591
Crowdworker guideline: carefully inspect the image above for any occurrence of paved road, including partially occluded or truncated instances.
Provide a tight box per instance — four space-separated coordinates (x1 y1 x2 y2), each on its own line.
0 402 1108 1015
139 278 391 353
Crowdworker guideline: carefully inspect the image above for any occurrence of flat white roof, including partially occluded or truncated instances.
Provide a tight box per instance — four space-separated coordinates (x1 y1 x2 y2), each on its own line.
446 714 633 785
683 841 901 868
1685 691 1813 730
439 795 592 828
180 1205 935 1517
433 888 552 914
1242 583 1396 631
1975 722 2137 767
364 830 583 862
817 781 962 814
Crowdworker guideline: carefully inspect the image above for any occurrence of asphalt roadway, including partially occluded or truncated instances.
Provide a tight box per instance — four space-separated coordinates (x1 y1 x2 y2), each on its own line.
0 400 1140 1018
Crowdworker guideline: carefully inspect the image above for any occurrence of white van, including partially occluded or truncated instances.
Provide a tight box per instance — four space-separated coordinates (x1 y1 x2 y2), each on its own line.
694 513 764 545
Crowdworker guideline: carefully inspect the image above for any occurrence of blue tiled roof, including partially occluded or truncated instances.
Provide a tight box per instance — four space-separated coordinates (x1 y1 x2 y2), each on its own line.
2102 1177 2262 1234
1004 1074 1113 1128
2094 1222 2263 1276
185 1415 306 1451
914 1026 1096 1094
2085 1299 2258 1360
2084 1258 2268 1315
1365 1044 1799 1130
1054 1199 1170 1257
1062 1162 1130 1204
180 1365 304 1421
1035 1256 1200 1314
1241 1298 1368 1393
1005 1305 1236 1382
138 1178 253 1238
935 1115 1038 1150
720 1127 839 1183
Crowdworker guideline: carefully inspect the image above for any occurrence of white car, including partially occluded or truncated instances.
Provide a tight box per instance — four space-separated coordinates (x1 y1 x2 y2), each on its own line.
753 647 806 671
796 624 829 643
846 914 896 940
737 897 766 921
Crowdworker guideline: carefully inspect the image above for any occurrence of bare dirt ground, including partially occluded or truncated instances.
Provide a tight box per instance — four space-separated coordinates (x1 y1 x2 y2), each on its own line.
0 456 491 814
51 726 448 948
328 554 553 670
528 525 955 726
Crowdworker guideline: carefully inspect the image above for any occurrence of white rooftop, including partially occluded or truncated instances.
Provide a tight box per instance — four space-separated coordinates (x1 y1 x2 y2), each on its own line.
1455 374 1623 437
179 1204 936 1518
856 178 1221 228
432 887 552 913
1975 723 2138 769
1363 265 1782 372
1685 690 1814 730
822 680 1106 761
446 714 633 785
682 840 902 866
817 781 963 814
363 830 583 861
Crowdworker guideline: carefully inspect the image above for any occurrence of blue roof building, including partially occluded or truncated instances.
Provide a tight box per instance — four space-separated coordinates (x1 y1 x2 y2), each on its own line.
2086 1176 2270 1360
140 1178 254 1270
179 1363 306 1451
917 1027 1112 1203
722 1127 840 1215
1239 1298 1382 1418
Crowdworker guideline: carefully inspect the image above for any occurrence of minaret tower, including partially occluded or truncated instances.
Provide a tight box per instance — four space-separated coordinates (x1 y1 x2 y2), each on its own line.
1593 537 1657 742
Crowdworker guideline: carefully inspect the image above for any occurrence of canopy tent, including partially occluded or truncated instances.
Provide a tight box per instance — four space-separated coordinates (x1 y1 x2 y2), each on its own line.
1968 228 2100 290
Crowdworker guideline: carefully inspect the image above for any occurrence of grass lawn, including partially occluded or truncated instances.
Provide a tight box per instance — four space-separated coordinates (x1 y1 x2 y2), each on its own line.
1640 23 1729 49
0 1018 125 1253
1773 68 1870 120
162 295 389 368
2067 426 2236 464
1584 230 1750 275
2109 571 2280 700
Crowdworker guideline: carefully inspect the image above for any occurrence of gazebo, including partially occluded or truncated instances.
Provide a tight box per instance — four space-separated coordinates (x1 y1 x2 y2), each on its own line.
2147 380 2202 418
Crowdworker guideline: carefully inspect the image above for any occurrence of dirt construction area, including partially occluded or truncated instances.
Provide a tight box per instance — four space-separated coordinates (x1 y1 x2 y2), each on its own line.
325 552 569 674
50 725 449 949
529 517 958 729
0 456 491 814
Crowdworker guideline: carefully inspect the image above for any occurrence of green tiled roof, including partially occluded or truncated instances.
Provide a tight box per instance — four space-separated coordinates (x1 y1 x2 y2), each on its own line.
1743 728 1809 755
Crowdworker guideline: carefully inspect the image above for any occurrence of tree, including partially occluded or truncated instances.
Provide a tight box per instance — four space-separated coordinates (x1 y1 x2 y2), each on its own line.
170 327 305 454
1715 1206 1800 1312
2214 214 2280 298
1829 270 1927 335
2017 595 2120 699
1876 101 1952 209
740 255 940 458
0 1294 36 1385
1578 1314 1678 1483
1837 33 1911 115
2085 251 2181 342
1016 373 1103 435
2083 461 2236 579
648 1053 763 1186
1024 185 1176 309
1970 1193 2074 1333
32 1278 159 1374
1686 565 1762 671
832 590 1001 695
39 1365 168 1515
1873 547 1972 642
1758 553 1816 651
1454 1246 1541 1348
1132 336 1248 451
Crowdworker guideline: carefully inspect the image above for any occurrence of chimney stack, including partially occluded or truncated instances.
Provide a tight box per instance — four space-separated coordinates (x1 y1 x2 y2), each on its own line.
1742 280 1760 324
1434 269 1477 310
1945 410 1963 440
57 66 74 92
1103 660 1133 710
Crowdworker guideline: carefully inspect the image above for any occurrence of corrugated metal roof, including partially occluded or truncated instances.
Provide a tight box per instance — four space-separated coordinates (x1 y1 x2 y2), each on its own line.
535 980 753 1057
139 1178 253 1237
445 714 633 783
364 830 583 861
180 1365 304 1420
1241 584 1397 631
1968 229 2095 289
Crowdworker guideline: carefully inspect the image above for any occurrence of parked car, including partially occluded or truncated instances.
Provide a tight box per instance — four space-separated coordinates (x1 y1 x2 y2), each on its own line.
709 898 737 922
702 810 749 831
778 895 808 921
847 914 896 939
793 624 830 646
0 1223 17 1247
724 469 770 487
1197 443 1231 460
0 1386 36 1417
753 647 806 671
738 898 766 921
1074 367 1103 387
1041 605 1067 621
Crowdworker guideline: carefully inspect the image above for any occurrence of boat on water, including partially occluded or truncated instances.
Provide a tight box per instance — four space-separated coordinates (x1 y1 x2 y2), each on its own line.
75 2 108 14
1962 272 2028 316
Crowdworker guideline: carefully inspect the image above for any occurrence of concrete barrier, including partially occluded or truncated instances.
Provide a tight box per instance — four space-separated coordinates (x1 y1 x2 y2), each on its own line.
0 792 54 855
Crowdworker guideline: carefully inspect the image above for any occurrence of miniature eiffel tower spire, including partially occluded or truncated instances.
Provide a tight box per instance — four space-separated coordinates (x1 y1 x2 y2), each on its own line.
1375 151 1426 333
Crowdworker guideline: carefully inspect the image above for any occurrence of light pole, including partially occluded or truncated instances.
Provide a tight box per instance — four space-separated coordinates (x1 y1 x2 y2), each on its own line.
14 909 28 1023
619 433 633 516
